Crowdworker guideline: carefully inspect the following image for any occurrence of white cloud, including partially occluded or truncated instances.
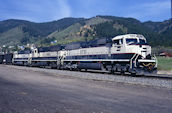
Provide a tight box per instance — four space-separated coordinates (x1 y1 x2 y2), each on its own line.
126 0 171 21
0 0 72 22
55 0 71 19
0 0 170 22
31 0 72 21
142 1 170 15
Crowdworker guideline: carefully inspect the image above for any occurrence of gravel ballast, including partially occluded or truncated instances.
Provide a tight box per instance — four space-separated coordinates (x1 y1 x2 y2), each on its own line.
7 65 172 89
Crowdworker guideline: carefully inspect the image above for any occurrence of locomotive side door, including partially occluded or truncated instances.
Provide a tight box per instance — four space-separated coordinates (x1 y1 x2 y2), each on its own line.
112 38 124 53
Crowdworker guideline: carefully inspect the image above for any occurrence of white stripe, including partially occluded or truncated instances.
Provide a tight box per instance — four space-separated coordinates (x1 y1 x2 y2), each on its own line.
138 59 156 62
13 60 28 61
63 59 130 62
32 60 57 61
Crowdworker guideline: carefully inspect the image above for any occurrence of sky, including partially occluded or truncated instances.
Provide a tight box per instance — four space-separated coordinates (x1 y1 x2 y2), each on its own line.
0 0 171 22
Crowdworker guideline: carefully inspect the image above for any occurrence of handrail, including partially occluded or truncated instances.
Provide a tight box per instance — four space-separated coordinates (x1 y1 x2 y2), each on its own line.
130 53 136 69
153 54 158 68
134 54 139 67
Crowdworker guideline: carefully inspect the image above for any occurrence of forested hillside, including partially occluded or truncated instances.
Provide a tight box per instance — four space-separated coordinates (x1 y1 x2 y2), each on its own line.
0 16 171 47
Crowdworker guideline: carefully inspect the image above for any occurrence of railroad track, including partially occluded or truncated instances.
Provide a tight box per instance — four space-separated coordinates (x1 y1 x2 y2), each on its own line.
40 66 172 81
5 64 172 80
82 70 172 80
143 74 172 80
4 65 172 89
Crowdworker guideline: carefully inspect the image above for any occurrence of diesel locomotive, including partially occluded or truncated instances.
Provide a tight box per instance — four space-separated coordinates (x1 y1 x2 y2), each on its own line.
2 34 157 75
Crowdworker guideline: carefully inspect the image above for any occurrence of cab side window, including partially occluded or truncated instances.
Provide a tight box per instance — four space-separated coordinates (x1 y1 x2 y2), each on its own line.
120 39 123 44
113 39 123 45
113 40 120 45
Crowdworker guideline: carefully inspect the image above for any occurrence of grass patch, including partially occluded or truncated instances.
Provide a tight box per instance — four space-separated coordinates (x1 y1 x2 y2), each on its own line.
157 57 172 71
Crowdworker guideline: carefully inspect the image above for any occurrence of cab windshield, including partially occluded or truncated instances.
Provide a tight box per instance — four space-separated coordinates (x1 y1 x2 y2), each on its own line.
139 39 147 44
126 38 138 45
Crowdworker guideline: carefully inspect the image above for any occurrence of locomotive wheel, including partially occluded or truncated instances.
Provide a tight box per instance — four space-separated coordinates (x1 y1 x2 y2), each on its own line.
121 71 125 75
76 68 81 71
131 73 136 76
57 65 61 70
110 70 114 74
101 64 106 72
69 67 73 71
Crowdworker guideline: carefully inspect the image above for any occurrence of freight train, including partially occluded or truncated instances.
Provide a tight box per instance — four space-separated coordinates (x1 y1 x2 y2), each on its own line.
0 34 157 75
0 53 13 64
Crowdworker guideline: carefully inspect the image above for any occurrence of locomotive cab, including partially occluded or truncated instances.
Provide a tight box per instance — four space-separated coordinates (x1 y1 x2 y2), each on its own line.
112 34 157 74
112 34 151 59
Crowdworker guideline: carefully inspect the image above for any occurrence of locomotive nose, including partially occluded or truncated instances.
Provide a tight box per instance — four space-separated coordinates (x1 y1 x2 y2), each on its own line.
141 46 150 58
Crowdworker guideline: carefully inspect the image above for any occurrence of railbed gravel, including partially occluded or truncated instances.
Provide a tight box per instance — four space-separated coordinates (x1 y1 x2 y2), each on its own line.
7 65 172 89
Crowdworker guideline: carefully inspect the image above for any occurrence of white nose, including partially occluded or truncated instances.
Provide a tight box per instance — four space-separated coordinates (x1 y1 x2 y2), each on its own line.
141 47 147 58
